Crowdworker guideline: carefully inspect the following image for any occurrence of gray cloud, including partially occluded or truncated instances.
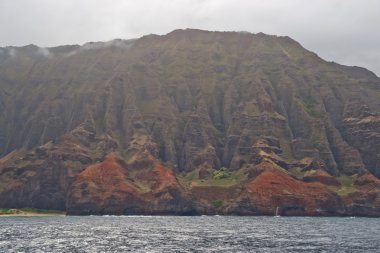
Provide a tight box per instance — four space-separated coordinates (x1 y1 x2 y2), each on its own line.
64 39 135 57
0 0 379 75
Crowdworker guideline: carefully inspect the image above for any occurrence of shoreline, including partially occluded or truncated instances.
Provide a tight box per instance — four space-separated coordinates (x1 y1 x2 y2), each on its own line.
0 212 66 217
1 213 379 218
0 208 66 217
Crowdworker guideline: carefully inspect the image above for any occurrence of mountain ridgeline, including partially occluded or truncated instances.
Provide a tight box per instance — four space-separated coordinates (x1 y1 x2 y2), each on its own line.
0 29 379 216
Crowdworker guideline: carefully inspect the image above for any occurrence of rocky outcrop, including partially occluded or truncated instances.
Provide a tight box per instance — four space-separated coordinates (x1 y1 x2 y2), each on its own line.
342 114 380 177
67 151 196 215
67 153 145 215
228 161 345 216
0 29 379 216
343 173 380 216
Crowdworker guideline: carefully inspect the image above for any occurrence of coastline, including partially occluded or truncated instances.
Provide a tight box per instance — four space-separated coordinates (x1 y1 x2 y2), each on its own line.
0 213 66 217
1 208 379 217
1 212 379 218
0 208 66 217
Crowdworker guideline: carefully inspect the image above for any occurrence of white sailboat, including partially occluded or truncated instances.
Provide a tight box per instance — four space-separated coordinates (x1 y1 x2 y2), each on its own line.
275 206 280 217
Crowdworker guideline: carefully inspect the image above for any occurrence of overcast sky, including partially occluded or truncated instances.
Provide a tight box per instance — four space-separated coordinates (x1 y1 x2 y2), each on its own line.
1 0 379 76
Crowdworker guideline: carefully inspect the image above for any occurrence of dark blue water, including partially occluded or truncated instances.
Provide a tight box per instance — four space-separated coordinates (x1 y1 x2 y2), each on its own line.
0 216 379 252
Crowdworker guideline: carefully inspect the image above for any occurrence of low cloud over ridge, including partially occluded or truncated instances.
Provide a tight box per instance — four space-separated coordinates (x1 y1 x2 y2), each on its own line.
0 0 379 75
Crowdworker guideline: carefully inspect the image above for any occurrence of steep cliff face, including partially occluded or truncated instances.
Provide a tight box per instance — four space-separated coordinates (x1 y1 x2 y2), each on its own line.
0 29 379 216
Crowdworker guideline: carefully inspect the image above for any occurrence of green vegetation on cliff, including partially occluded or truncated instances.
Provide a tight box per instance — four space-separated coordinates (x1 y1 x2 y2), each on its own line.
179 169 246 187
333 176 359 196
0 29 379 216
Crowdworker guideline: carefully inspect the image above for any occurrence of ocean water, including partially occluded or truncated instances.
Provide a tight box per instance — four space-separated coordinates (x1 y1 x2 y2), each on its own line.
0 216 379 252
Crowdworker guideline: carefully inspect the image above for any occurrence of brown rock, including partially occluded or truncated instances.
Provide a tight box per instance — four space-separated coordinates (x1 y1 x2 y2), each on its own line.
0 29 379 216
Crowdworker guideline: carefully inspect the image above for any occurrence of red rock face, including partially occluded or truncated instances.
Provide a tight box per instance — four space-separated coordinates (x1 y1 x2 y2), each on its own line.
241 162 344 216
145 156 178 190
0 29 380 216
67 153 142 215
67 152 196 215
